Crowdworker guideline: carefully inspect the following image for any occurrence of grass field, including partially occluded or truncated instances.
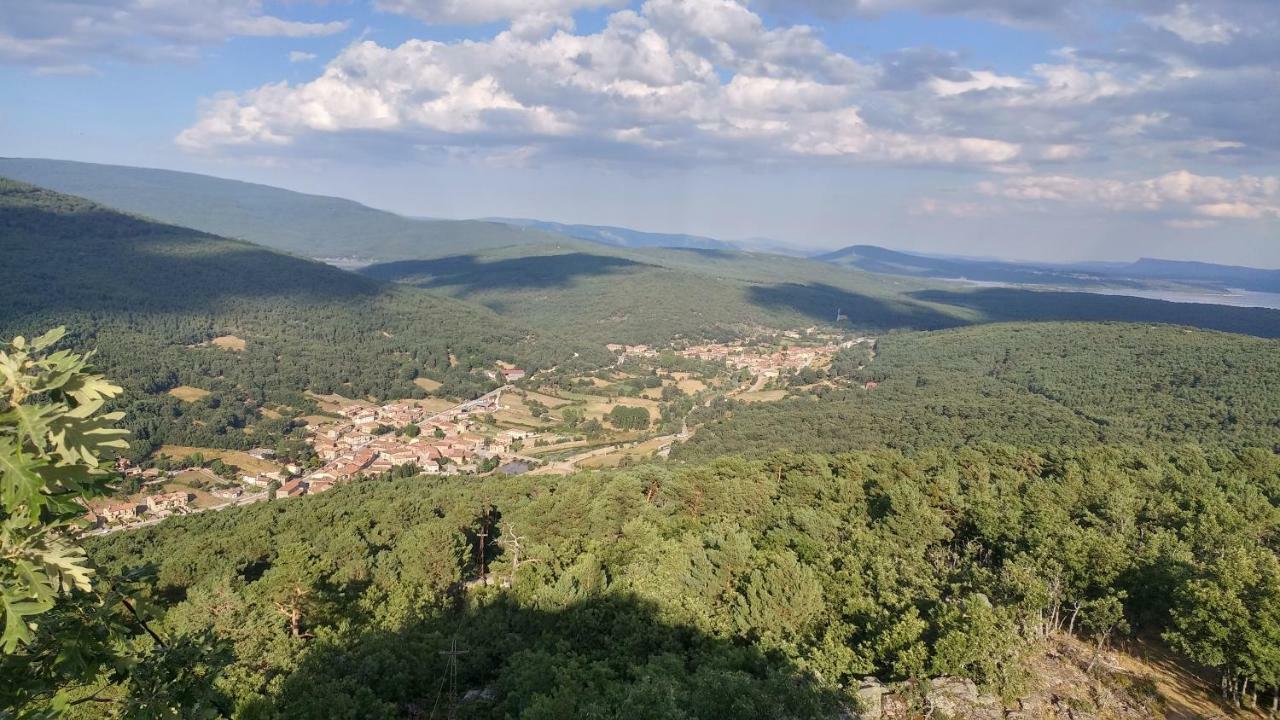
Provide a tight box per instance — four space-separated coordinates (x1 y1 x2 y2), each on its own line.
584 396 661 422
736 390 789 403
413 377 443 392
521 390 574 408
156 445 283 475
415 397 459 414
167 385 210 402
210 334 246 352
672 374 707 394
578 436 672 468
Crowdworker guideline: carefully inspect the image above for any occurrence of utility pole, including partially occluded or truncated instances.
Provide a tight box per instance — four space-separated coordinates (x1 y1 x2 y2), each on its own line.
476 501 491 584
438 636 468 720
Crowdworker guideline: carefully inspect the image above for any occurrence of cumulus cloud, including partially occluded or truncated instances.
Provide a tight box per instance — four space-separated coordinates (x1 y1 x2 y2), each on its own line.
979 170 1280 220
373 0 623 27
1144 3 1239 45
0 0 348 71
164 0 1277 197
178 0 1027 167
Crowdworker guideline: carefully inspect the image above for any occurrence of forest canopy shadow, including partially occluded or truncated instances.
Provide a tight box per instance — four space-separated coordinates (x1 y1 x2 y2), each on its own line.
911 287 1280 338
0 204 381 317
748 282 964 331
269 593 844 720
361 253 644 296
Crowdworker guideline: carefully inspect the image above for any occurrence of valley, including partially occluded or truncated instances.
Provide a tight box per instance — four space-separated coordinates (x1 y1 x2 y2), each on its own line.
3 167 1278 720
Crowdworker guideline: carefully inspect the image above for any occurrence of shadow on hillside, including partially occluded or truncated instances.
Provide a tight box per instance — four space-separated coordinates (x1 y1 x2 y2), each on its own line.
748 282 964 331
658 247 741 259
0 205 380 316
361 253 644 296
266 593 845 719
911 287 1280 338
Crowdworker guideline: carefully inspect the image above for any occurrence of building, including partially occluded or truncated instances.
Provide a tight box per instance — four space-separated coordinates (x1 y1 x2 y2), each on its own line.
102 502 139 523
247 448 276 459
146 491 190 512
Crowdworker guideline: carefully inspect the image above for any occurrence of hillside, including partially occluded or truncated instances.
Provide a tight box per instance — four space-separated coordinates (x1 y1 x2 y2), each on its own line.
69 444 1277 719
676 322 1280 461
487 218 739 250
8 159 1280 346
819 244 1280 293
0 177 594 457
364 242 1280 344
0 157 582 261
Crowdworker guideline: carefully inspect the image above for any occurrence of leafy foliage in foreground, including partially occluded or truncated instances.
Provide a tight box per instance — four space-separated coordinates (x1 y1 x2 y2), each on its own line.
77 444 1280 717
0 329 224 718
678 322 1280 462
0 179 601 458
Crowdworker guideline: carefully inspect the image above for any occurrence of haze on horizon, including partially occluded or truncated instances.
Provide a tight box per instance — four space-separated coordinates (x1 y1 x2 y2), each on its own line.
1 0 1277 266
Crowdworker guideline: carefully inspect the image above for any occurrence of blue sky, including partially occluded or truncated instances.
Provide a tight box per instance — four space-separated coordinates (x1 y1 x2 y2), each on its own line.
1 0 1277 265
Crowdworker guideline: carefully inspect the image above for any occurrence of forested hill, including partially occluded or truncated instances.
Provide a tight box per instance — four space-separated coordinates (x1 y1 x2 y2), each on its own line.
75 444 1280 718
0 157 583 261
677 322 1280 461
0 177 593 456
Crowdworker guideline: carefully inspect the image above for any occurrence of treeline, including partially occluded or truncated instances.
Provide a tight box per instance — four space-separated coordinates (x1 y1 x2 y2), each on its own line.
677 322 1280 462
0 179 603 457
68 443 1279 718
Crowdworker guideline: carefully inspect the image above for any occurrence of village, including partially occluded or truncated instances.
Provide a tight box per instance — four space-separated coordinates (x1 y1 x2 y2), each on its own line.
608 328 872 379
87 331 875 533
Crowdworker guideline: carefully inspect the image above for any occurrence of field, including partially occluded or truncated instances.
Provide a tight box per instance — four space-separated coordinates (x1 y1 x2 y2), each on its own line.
521 390 574 408
493 395 560 428
210 334 246 352
306 391 368 414
576 435 672 468
156 445 283 475
672 373 707 394
167 385 210 402
413 377 442 392
579 396 661 422
414 397 459 414
736 389 789 403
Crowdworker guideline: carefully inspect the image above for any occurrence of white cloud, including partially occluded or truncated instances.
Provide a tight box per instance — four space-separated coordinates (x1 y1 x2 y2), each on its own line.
928 70 1026 96
178 0 1022 168
374 0 623 27
0 0 349 71
1145 4 1239 45
979 170 1280 221
289 51 318 63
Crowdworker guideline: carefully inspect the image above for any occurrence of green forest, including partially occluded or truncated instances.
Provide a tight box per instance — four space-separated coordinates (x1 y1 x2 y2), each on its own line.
678 323 1280 462
15 444 1276 718
4 173 1280 719
0 179 601 458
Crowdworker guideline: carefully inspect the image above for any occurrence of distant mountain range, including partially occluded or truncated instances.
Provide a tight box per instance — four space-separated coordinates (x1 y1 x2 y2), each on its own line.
0 157 583 262
485 218 738 251
817 244 1280 294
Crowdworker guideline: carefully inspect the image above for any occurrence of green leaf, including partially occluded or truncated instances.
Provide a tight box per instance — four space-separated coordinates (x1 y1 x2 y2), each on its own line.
30 327 66 353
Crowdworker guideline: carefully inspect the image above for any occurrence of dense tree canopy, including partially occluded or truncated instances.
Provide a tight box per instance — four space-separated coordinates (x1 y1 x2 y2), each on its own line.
63 443 1280 718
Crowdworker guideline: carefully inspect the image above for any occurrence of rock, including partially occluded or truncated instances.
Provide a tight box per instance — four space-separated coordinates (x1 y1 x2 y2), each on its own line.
856 677 887 719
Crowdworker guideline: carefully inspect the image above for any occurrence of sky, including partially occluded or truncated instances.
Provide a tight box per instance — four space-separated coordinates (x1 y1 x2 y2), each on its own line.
1 0 1277 265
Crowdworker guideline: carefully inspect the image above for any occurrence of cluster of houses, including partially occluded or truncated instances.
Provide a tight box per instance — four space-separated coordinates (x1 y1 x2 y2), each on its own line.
94 490 192 526
267 395 538 497
605 343 657 366
675 342 843 378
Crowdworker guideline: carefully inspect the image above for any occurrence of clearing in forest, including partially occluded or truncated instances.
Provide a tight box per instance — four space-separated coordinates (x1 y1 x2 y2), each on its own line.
167 385 210 402
210 335 247 351
413 377 443 391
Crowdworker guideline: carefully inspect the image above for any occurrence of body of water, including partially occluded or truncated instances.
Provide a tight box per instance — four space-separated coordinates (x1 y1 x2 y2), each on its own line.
948 278 1280 311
